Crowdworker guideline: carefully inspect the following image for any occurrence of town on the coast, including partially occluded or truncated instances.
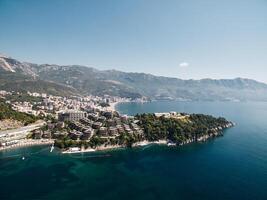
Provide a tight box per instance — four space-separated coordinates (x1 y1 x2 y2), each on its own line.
0 90 234 153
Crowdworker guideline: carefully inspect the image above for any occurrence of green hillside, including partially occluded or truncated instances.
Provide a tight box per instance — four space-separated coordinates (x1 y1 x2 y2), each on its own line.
2 55 267 101
0 70 80 97
0 99 38 125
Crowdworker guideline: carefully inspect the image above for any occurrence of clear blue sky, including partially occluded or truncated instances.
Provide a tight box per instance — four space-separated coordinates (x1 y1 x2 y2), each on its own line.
0 0 267 82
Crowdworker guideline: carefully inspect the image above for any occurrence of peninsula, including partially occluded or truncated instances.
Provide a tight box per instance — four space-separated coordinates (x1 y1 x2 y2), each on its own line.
54 111 233 153
0 91 234 153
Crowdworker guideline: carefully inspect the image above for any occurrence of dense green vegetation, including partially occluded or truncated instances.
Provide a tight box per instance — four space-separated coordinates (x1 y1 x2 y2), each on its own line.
54 113 232 150
0 70 79 97
0 99 38 125
136 113 231 144
5 93 43 103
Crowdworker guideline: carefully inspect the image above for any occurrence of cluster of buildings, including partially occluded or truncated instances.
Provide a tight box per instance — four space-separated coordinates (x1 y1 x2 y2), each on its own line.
31 93 130 116
0 90 12 96
32 109 144 142
0 90 131 117
0 90 145 148
26 108 144 147
0 122 46 147
154 112 190 119
12 101 40 116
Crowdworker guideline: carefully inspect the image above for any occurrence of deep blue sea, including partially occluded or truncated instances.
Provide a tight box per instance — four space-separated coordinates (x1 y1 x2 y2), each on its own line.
1 101 267 200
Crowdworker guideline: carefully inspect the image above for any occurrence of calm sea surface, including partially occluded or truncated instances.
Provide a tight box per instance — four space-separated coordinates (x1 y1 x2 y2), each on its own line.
1 101 267 200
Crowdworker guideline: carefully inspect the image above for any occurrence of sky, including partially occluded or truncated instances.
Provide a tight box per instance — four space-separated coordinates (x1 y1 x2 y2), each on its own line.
0 0 267 82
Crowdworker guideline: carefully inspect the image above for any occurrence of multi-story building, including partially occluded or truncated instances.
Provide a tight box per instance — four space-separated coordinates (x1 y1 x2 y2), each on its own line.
58 110 86 122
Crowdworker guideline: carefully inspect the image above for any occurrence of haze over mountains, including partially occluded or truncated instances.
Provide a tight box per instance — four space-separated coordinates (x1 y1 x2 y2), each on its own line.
1 54 267 101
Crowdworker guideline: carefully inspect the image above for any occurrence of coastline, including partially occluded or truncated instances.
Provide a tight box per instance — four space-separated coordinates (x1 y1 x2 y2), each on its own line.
0 100 122 152
0 139 54 151
107 99 148 113
61 103 234 154
62 140 168 154
108 101 119 112
60 122 234 154
107 99 131 112
0 100 234 154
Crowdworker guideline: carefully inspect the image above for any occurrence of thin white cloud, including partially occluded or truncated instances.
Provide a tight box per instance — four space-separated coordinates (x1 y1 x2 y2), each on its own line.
179 62 189 68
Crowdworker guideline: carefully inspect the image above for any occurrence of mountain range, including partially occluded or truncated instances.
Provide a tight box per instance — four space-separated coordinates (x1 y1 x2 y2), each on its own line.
1 54 267 101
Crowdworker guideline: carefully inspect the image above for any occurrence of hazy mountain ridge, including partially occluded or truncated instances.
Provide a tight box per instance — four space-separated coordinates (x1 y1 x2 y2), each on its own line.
0 56 79 96
1 55 267 101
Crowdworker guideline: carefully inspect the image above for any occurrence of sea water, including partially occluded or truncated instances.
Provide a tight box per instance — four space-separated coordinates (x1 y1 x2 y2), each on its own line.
0 101 267 200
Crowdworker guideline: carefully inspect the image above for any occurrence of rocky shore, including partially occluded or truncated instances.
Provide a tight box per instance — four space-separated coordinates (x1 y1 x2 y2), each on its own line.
61 122 234 154
184 122 235 144
62 140 168 154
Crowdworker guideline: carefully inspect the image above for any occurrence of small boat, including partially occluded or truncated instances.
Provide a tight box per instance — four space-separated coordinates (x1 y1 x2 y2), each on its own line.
167 142 176 146
50 144 54 152
22 156 25 160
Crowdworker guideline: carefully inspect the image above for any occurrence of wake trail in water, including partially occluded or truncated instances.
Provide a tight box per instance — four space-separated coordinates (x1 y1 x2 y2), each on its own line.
0 146 50 160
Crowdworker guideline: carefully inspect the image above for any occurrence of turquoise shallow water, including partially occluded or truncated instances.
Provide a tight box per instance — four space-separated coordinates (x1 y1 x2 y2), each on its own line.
1 101 267 200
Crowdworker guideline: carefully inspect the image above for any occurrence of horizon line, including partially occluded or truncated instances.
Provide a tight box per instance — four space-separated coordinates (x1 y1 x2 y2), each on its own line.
1 52 267 84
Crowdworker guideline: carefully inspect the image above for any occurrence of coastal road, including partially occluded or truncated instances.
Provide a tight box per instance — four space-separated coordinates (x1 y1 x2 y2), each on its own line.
0 121 46 138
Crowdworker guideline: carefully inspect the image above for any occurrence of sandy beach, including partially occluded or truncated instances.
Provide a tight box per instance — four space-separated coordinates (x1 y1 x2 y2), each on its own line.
107 99 134 112
108 102 119 112
0 139 54 151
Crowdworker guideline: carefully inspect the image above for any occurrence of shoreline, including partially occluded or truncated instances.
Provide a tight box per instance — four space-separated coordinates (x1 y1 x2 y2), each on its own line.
0 127 232 154
62 140 168 154
108 101 119 112
0 139 54 151
60 123 234 154
0 100 234 154
107 99 148 113
107 99 131 112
